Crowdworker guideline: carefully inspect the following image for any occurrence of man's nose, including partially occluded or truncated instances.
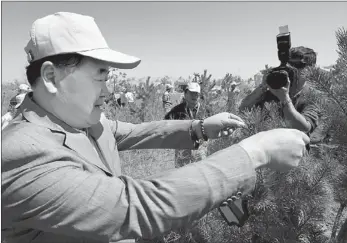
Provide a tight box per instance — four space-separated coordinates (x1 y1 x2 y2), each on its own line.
101 82 111 96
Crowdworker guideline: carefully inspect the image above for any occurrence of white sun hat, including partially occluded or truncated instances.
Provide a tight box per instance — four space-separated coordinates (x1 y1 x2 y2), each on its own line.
24 12 141 69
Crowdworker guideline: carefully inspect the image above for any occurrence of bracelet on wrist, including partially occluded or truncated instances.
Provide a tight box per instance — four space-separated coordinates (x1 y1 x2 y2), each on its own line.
200 119 208 141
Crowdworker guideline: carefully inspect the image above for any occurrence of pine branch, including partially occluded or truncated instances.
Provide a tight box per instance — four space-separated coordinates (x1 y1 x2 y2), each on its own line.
303 67 347 117
330 203 346 240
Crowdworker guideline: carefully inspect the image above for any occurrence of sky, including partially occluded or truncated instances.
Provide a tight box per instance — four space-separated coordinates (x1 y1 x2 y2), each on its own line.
2 1 347 84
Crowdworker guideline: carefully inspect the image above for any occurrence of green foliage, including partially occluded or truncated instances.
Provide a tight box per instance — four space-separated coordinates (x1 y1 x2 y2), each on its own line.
107 68 129 94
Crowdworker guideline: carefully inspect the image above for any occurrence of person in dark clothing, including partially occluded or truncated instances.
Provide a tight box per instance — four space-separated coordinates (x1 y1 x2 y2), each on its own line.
165 82 204 120
164 82 206 167
239 46 321 135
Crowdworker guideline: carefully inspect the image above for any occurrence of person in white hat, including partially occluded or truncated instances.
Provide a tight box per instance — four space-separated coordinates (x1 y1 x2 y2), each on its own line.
2 12 310 243
164 82 204 168
16 83 32 109
1 85 31 130
162 83 173 112
1 96 21 130
165 82 202 121
14 93 27 109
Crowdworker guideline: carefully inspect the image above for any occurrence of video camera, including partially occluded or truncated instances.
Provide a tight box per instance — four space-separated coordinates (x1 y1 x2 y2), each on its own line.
265 25 298 90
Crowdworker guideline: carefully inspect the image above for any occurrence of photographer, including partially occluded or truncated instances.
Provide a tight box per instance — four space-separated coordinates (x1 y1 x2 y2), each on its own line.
239 46 320 135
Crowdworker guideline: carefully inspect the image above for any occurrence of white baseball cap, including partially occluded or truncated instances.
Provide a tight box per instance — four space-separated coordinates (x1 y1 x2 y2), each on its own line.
186 82 201 93
24 12 141 69
18 84 32 92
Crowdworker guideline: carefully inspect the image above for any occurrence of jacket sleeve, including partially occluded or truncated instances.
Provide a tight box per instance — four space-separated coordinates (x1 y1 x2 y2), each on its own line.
109 119 197 151
2 128 257 242
164 109 176 120
294 86 322 134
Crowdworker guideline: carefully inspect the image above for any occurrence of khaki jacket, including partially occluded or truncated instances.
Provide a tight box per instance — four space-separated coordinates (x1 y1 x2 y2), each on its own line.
2 94 257 243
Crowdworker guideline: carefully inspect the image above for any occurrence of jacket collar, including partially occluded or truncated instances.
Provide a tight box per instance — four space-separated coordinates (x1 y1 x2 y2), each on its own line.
184 101 200 119
20 93 113 176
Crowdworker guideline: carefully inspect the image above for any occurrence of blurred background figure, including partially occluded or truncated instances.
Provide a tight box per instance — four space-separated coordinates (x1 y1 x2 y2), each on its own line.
125 88 135 104
162 84 173 113
125 88 136 113
164 82 202 120
230 81 241 93
120 87 127 107
2 83 31 130
164 82 206 168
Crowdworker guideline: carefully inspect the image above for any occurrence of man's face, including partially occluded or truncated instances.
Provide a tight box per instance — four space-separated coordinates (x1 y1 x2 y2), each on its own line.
52 57 110 128
289 57 307 69
184 90 200 107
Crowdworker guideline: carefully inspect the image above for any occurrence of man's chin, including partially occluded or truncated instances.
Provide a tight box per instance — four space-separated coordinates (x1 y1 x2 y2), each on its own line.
189 101 198 106
89 108 102 124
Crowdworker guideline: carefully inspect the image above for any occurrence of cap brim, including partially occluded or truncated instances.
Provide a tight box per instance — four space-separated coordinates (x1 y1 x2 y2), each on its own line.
77 48 141 69
187 89 200 93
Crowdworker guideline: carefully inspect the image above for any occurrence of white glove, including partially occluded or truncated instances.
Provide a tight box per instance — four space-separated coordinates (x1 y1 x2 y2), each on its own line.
238 128 310 172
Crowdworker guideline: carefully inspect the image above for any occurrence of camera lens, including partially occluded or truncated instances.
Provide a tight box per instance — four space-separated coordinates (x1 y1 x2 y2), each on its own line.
266 70 288 89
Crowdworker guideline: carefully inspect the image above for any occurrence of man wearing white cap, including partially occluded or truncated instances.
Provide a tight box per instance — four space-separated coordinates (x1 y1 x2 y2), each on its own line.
162 83 173 113
1 95 24 130
1 84 31 130
2 12 310 243
164 82 205 168
165 82 203 120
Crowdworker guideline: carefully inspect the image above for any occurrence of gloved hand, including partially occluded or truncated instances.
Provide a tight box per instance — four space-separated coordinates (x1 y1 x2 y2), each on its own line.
194 112 247 140
219 128 309 227
238 128 310 172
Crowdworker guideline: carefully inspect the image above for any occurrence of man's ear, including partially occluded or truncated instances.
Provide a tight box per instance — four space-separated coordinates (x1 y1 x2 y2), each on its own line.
40 61 58 94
